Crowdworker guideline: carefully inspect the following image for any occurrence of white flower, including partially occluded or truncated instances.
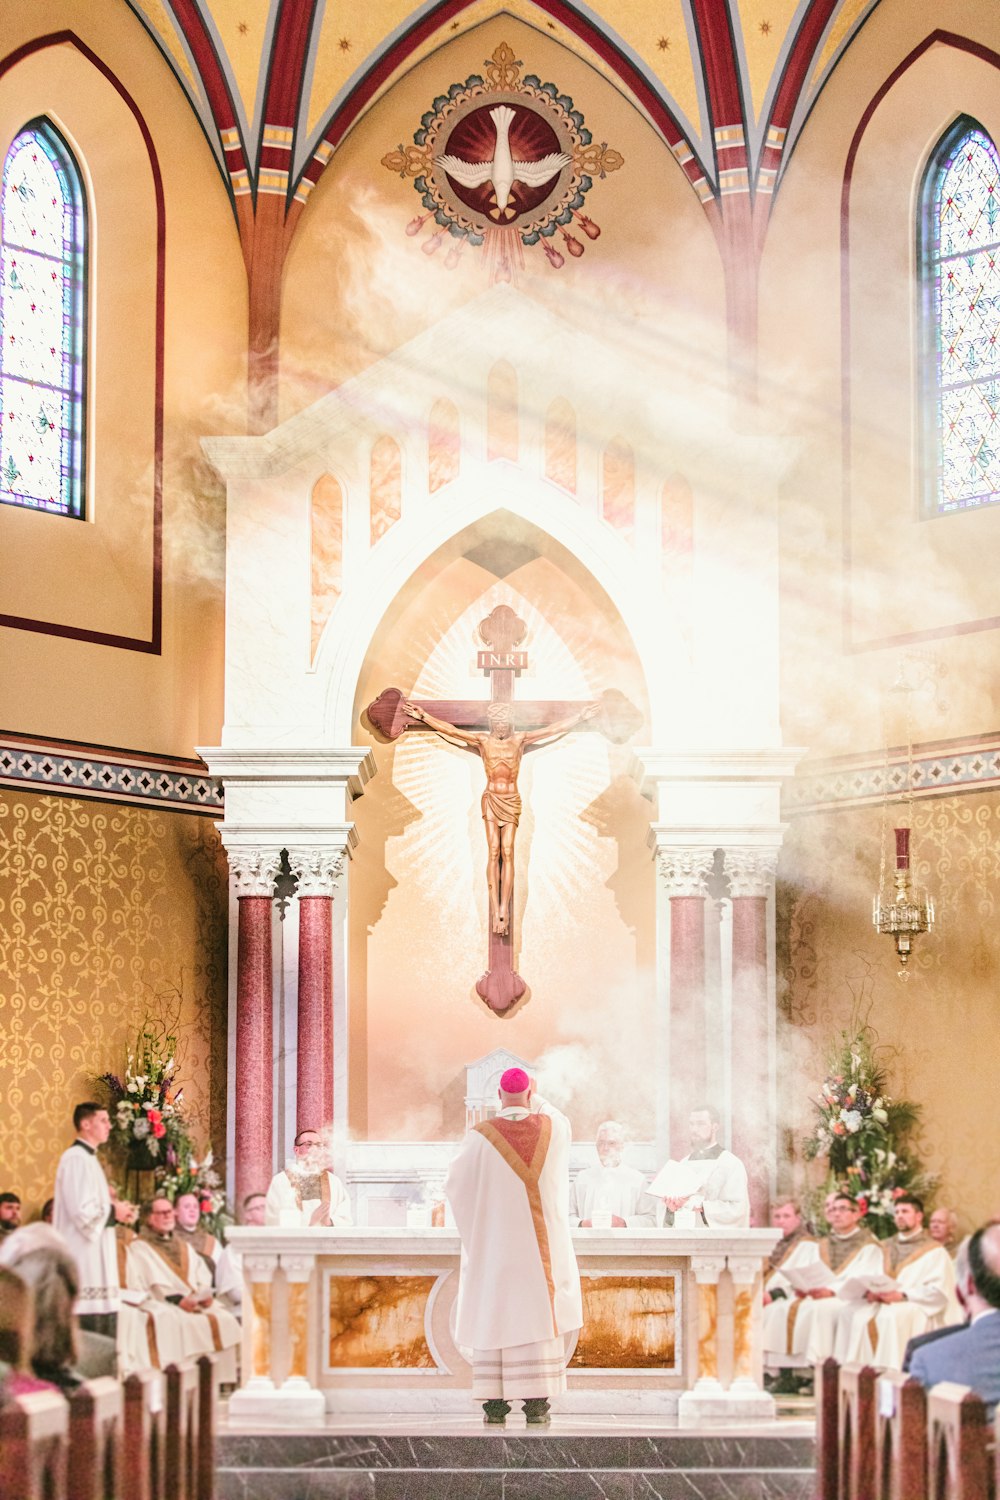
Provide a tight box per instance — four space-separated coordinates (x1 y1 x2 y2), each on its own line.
133 1117 150 1139
127 1082 138 1094
842 1109 863 1133
872 1106 888 1124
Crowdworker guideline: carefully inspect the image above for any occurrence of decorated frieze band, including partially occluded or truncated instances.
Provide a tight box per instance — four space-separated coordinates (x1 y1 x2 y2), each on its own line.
287 847 347 898
0 734 222 816
786 734 1000 813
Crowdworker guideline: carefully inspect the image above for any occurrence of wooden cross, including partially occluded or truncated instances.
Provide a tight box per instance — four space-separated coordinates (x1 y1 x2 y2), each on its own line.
367 604 640 1016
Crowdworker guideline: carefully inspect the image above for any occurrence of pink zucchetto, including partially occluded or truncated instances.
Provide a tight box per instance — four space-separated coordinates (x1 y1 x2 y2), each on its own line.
499 1067 531 1094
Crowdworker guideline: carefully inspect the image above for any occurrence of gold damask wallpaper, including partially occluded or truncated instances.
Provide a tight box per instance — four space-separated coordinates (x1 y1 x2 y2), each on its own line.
777 791 1000 1231
0 793 228 1213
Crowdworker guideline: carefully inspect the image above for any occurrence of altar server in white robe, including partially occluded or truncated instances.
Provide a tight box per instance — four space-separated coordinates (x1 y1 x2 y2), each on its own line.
762 1200 820 1369
265 1128 352 1228
784 1193 884 1366
445 1067 582 1427
53 1102 137 1341
569 1121 656 1227
126 1196 241 1380
836 1195 960 1370
654 1104 750 1228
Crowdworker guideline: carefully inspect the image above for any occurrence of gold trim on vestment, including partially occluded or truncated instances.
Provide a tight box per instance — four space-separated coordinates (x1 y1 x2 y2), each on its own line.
474 1115 557 1336
293 1171 332 1220
818 1235 876 1275
765 1234 817 1286
885 1240 940 1277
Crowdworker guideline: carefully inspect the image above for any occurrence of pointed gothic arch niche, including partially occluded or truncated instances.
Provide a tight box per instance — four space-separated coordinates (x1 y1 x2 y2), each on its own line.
487 361 518 462
311 472 344 659
602 437 635 537
545 397 576 495
428 398 460 492
370 435 402 543
349 509 653 1144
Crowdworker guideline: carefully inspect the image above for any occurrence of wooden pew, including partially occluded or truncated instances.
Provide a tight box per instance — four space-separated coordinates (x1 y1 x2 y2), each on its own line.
838 1362 878 1500
816 1357 841 1500
195 1354 217 1500
68 1377 123 1500
0 1388 69 1500
123 1369 165 1500
926 1382 993 1500
164 1362 200 1500
875 1371 927 1500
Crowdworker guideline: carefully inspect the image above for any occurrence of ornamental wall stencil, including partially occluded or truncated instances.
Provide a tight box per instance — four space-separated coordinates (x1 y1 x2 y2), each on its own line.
381 43 623 284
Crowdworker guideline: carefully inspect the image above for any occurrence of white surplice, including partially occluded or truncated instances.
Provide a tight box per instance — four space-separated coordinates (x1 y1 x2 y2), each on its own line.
264 1169 352 1228
53 1140 119 1316
126 1234 240 1380
762 1235 821 1368
785 1231 885 1365
651 1148 750 1229
568 1163 656 1227
835 1235 960 1370
445 1095 582 1392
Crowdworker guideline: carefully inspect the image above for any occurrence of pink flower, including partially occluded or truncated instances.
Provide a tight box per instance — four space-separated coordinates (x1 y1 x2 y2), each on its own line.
152 1122 166 1139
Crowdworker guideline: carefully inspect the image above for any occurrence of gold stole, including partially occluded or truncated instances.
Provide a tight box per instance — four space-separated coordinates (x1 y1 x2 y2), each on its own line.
144 1238 223 1353
474 1115 556 1336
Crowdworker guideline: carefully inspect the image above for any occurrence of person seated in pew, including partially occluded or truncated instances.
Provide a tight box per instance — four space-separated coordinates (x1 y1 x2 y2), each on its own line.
214 1192 267 1315
776 1193 884 1369
569 1122 656 1227
173 1192 221 1281
929 1206 959 1255
125 1197 241 1381
0 1265 60 1400
834 1194 959 1371
910 1223 1000 1417
0 1194 22 1240
761 1199 819 1384
0 1224 85 1392
904 1235 972 1370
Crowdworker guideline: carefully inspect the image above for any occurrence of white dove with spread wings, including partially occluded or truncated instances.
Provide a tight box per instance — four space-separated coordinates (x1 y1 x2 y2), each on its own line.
436 104 571 220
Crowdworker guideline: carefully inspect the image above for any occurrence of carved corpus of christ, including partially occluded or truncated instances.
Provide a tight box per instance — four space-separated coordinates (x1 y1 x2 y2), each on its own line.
402 696 600 936
366 604 641 1015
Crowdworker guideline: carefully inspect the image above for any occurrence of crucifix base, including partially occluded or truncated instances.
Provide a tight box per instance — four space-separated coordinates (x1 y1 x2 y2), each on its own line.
476 925 526 1015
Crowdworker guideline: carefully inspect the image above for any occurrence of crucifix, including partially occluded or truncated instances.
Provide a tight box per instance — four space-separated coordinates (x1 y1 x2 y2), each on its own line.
366 604 641 1015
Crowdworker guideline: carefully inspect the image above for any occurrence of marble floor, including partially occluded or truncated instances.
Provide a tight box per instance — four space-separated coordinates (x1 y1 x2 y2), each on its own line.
216 1408 817 1500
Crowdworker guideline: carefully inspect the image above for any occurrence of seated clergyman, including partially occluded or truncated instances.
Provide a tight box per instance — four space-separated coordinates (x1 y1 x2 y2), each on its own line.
771 1193 884 1368
125 1197 241 1380
651 1105 750 1228
265 1128 352 1228
569 1122 656 1228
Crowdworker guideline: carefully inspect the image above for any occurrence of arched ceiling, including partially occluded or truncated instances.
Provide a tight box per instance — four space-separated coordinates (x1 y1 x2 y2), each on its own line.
122 0 883 222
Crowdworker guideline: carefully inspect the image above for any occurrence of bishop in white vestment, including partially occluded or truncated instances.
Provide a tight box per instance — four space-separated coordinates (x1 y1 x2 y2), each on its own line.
445 1068 582 1423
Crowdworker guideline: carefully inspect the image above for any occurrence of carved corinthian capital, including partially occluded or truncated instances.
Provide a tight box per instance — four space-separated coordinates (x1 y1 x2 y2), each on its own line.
227 846 283 897
726 848 778 899
287 847 346 898
656 847 714 897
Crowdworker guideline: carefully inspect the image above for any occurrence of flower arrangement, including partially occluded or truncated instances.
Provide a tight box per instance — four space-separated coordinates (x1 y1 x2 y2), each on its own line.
99 1027 187 1168
160 1148 230 1238
804 1020 936 1239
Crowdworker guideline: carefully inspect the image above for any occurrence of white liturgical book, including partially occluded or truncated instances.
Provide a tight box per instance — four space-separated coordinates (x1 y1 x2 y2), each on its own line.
838 1273 898 1302
782 1261 838 1293
647 1158 715 1200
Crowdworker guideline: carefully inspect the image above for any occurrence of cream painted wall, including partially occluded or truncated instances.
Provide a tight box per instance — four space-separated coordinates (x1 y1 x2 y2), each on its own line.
0 2 246 758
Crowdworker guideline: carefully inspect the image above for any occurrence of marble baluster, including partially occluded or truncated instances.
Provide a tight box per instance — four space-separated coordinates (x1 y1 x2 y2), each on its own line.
227 847 282 1211
690 1255 726 1391
288 849 345 1134
658 848 714 1151
727 1255 767 1393
728 849 778 1226
237 1253 278 1409
281 1253 319 1393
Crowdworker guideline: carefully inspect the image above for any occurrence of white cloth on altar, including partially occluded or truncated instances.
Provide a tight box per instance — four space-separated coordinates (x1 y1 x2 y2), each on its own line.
784 1232 885 1366
835 1238 960 1370
762 1236 821 1367
53 1141 119 1316
445 1095 582 1354
651 1149 750 1229
568 1164 655 1227
126 1235 240 1379
264 1169 352 1228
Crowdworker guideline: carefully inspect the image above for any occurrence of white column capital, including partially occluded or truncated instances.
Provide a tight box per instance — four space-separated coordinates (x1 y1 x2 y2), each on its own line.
726 1255 764 1286
656 846 715 897
243 1253 280 1281
280 1253 318 1284
225 846 283 897
725 848 779 898
287 846 347 897
689 1255 727 1285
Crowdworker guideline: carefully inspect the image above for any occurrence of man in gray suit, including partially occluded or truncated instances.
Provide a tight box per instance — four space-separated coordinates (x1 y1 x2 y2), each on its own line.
910 1223 1000 1417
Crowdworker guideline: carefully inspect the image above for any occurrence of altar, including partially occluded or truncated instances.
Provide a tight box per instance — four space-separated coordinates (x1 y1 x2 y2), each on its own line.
227 1225 780 1426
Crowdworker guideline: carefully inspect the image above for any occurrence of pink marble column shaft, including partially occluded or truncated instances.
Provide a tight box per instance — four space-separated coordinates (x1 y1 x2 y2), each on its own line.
235 894 274 1210
731 895 769 1224
297 896 333 1133
669 895 707 1152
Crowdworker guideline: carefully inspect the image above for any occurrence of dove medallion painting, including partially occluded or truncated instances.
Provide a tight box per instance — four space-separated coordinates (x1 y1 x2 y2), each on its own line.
4 0 1000 1486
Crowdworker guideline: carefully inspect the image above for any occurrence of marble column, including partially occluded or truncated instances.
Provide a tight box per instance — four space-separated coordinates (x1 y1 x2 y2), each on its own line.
727 849 777 1226
229 847 282 1213
288 849 346 1135
658 848 714 1153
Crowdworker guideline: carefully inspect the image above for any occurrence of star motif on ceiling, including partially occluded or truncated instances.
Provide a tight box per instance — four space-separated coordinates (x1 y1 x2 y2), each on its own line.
339 37 351 52
657 36 670 50
759 20 772 34
237 20 248 34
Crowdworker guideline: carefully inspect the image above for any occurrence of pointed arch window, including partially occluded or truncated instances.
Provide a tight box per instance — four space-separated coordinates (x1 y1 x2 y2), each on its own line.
920 118 1000 514
0 120 87 517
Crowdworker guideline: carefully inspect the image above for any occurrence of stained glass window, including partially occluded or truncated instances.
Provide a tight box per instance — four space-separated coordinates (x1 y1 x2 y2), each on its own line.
0 120 87 517
920 119 1000 514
